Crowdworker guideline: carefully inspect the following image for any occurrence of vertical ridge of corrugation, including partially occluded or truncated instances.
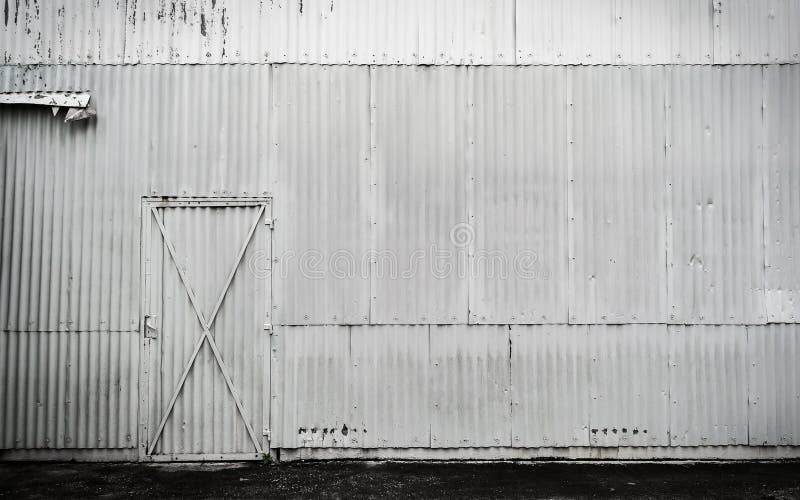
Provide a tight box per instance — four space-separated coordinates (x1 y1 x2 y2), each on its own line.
668 324 748 446
667 65 765 324
765 64 800 322
470 66 568 324
570 66 667 323
372 66 469 324
430 325 511 447
0 330 137 449
271 64 371 325
510 325 589 447
1 0 127 64
747 324 800 445
588 324 669 447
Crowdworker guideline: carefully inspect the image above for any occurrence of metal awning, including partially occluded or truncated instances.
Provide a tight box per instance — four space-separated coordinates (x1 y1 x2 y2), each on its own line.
0 91 95 122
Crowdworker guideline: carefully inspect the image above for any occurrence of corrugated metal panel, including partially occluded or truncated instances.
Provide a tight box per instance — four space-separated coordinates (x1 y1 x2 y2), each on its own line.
668 325 748 446
270 325 357 448
271 65 371 325
371 66 469 324
516 0 617 65
349 325 429 447
764 64 800 322
715 0 800 64
588 325 669 447
666 65 766 324
142 204 268 455
470 66 568 324
0 330 138 449
271 325 430 449
0 0 127 64
0 65 143 333
430 325 510 447
569 66 667 324
510 325 589 447
747 324 800 446
616 0 714 65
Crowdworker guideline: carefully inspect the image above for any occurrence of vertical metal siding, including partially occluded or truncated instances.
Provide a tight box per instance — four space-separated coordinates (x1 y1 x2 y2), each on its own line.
0 65 143 333
747 324 800 446
271 64 371 325
430 325 511 447
510 325 589 447
0 330 138 449
470 66 568 324
0 0 127 64
588 325 670 447
666 65 766 324
715 0 800 64
371 66 469 324
669 325 748 446
569 66 668 324
764 64 800 322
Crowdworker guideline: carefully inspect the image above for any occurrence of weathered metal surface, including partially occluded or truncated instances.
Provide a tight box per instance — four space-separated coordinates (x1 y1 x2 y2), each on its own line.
430 325 511 447
747 324 800 446
0 330 138 449
371 66 469 324
0 91 90 108
4 0 799 65
764 64 800 322
666 65 766 324
588 325 670 447
0 0 127 64
141 202 269 456
270 64 371 325
714 0 800 64
669 325 749 446
470 66 569 324
510 325 589 447
569 66 667 323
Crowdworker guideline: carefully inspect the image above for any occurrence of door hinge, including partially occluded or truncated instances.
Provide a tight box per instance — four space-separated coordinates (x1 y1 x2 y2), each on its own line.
263 323 273 333
144 314 159 338
263 428 272 441
264 217 274 229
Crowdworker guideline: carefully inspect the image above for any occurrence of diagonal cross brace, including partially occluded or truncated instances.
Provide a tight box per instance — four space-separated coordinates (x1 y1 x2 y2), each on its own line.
147 205 266 456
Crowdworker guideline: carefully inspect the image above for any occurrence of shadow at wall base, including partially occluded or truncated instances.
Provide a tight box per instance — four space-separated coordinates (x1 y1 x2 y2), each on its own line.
2 447 800 463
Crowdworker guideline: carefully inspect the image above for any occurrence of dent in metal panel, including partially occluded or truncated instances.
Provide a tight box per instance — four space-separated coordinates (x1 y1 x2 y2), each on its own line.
372 66 469 324
271 65 371 325
1 331 138 449
1 0 126 64
588 325 669 447
350 325 430 448
430 325 511 448
715 0 800 64
516 0 616 65
510 325 589 448
666 66 766 324
569 66 667 324
470 66 568 324
747 324 800 446
668 325 748 446
764 65 800 322
616 0 713 64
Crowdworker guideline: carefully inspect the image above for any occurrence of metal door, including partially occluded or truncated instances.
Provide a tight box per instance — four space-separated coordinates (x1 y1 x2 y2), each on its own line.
140 197 272 461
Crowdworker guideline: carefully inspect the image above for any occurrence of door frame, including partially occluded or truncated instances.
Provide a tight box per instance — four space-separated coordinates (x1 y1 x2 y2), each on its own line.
138 196 273 462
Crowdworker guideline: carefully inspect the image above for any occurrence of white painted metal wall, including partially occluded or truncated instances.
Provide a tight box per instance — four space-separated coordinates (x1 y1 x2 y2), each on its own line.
2 0 799 65
1 1 800 460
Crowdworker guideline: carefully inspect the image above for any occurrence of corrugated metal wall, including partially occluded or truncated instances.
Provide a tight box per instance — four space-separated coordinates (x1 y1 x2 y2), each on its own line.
3 0 799 65
1 60 800 455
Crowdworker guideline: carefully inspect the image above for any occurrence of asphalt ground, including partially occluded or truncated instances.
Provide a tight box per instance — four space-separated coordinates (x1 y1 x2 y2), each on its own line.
2 460 800 499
